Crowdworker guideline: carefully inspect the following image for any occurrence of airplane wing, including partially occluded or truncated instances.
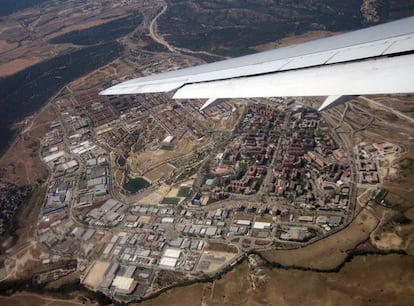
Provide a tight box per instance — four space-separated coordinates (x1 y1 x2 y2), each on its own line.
100 16 414 111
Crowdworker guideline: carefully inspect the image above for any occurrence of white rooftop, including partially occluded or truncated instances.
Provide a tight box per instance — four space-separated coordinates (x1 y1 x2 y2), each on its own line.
163 248 181 259
112 276 134 290
252 221 272 230
159 257 178 268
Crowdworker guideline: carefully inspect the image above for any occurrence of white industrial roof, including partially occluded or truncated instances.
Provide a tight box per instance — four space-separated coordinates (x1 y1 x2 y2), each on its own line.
163 248 181 259
252 222 272 230
62 160 78 169
112 276 134 290
236 220 251 226
43 151 65 163
161 217 175 223
160 257 178 268
163 135 174 143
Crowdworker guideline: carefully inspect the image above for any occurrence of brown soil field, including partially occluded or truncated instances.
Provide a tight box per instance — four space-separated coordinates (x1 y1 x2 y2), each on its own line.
0 0 141 77
137 253 414 306
205 241 238 253
373 206 414 255
136 183 172 205
0 41 71 77
138 283 205 306
0 103 55 255
0 40 18 53
1 253 412 306
259 208 378 270
253 30 338 51
67 59 133 92
131 135 205 173
0 133 47 185
196 251 237 273
0 103 55 185
43 17 123 40
144 163 176 183
0 58 42 78
0 293 95 306
82 261 110 290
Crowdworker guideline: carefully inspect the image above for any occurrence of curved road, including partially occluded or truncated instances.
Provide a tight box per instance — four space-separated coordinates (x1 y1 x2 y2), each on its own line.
148 1 228 59
360 96 414 124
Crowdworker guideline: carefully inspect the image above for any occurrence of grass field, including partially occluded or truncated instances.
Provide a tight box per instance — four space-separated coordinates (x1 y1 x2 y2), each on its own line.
161 197 181 205
177 186 192 198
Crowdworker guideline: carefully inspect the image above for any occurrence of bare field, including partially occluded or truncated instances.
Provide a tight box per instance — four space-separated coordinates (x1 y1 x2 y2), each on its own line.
381 148 414 211
137 184 172 205
137 283 205 306
0 40 18 53
0 104 55 185
196 251 237 273
2 254 413 306
0 43 71 77
0 134 48 186
0 104 55 253
0 293 94 306
82 261 110 290
365 95 414 120
0 0 140 77
373 206 414 254
28 103 58 139
205 241 238 253
43 16 123 40
0 58 42 78
138 253 414 306
144 163 176 183
67 59 134 92
131 135 206 173
260 209 378 270
253 30 337 51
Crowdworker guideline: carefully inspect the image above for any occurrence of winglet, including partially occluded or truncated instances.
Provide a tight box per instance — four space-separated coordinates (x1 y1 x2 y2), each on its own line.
200 98 217 111
318 95 355 111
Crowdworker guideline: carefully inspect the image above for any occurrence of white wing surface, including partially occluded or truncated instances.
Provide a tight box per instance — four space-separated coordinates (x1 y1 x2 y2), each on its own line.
100 16 414 111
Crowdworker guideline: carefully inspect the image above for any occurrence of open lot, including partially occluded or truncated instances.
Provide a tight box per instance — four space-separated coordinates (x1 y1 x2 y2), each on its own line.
144 163 176 183
260 208 378 270
196 251 236 274
137 253 414 306
82 260 110 290
0 1 142 77
0 103 55 185
0 293 94 306
131 136 205 174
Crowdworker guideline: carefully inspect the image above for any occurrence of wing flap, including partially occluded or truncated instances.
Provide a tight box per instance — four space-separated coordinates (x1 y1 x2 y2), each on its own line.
384 35 414 54
173 54 414 100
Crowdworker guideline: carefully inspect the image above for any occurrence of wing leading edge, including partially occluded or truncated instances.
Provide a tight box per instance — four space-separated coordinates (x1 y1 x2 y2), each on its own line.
100 16 414 111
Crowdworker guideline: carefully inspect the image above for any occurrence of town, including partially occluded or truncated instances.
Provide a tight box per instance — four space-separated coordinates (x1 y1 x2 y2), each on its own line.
33 81 399 301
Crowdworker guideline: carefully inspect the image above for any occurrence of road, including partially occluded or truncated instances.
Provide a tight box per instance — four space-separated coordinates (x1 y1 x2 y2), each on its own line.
322 105 358 224
360 96 414 124
148 0 227 59
148 4 176 53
